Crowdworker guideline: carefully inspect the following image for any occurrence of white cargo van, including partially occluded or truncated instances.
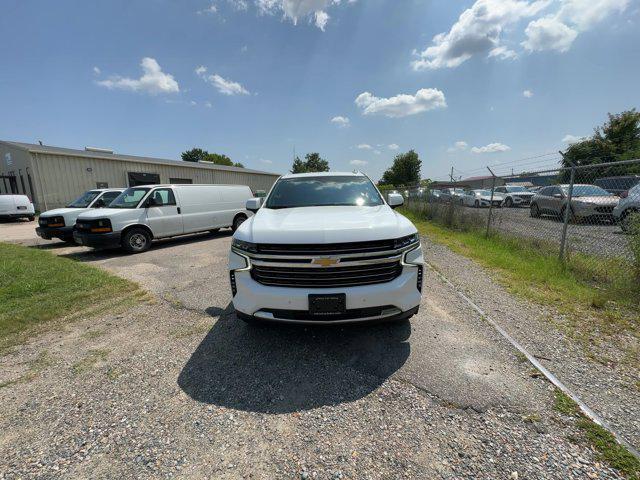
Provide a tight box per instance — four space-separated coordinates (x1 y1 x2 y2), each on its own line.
74 184 253 253
0 195 35 221
36 188 124 242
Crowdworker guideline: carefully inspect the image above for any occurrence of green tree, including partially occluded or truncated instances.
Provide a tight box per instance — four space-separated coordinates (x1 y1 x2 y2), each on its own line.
233 162 245 168
204 153 234 166
380 150 421 187
181 148 208 163
561 109 640 181
290 153 329 173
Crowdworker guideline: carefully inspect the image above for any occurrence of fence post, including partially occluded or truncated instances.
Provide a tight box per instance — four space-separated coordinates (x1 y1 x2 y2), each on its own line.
486 167 497 238
559 163 576 263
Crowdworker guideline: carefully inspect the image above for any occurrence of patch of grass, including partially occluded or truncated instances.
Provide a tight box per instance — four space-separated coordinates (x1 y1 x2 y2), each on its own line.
0 350 52 389
401 208 639 362
554 391 640 479
72 348 110 375
0 242 143 351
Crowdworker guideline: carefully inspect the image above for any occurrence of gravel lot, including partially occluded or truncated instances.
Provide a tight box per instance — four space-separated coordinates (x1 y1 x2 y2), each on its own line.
0 224 633 479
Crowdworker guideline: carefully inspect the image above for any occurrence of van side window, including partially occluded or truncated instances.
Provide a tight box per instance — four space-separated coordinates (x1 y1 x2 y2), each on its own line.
151 188 176 206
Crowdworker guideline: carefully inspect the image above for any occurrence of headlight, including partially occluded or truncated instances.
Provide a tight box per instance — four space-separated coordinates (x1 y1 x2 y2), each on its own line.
232 238 258 253
90 219 112 233
394 233 419 249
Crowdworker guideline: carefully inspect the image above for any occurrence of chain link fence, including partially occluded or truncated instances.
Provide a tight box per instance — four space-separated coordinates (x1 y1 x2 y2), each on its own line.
385 158 640 280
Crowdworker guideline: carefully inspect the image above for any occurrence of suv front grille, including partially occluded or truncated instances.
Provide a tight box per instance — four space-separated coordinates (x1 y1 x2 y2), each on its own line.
251 262 402 288
256 239 396 256
595 206 614 214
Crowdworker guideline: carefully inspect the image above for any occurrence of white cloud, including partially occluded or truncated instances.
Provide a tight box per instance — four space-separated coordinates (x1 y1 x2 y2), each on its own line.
522 16 578 52
388 144 400 150
447 140 468 152
355 88 447 118
411 0 550 70
562 134 586 144
523 89 534 98
350 159 368 166
97 57 180 95
205 101 213 108
488 45 518 60
190 100 197 106
523 0 629 53
92 66 101 75
198 2 218 14
260 158 273 164
314 10 330 31
373 150 381 155
254 0 355 30
330 116 350 128
356 143 373 150
471 142 511 153
196 66 249 95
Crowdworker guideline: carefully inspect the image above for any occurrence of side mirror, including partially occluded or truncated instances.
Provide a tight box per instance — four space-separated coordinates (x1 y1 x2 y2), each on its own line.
146 197 160 208
553 193 563 198
246 197 262 213
387 193 404 209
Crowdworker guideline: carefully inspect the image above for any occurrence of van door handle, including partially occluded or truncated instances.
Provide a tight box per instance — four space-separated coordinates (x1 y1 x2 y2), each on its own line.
177 207 181 214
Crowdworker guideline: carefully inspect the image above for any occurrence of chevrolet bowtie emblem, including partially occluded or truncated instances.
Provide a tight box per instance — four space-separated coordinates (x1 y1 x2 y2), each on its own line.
313 258 339 267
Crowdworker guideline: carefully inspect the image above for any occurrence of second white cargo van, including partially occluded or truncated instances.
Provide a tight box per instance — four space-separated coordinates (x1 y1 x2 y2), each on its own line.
73 184 253 253
0 194 35 221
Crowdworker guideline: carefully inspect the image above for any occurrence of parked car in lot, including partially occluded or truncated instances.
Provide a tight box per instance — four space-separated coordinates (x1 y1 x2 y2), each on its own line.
74 184 253 253
229 172 423 325
0 194 35 221
493 185 535 207
36 188 124 242
439 188 466 204
613 183 640 232
530 184 619 222
461 189 504 208
594 175 640 196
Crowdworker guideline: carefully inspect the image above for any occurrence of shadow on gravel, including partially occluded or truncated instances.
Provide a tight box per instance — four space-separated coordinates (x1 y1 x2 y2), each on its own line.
56 230 232 263
178 305 411 413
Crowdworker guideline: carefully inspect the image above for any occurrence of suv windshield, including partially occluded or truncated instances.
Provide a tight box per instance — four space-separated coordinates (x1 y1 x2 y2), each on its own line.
109 187 150 208
265 176 384 209
561 185 612 197
505 186 528 192
67 191 100 208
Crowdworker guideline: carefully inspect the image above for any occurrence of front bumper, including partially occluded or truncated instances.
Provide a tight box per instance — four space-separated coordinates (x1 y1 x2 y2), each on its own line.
510 196 532 206
36 225 74 240
231 265 422 325
73 230 122 249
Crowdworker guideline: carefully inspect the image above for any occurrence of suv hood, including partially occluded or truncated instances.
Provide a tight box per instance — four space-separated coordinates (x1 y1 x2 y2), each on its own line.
573 196 619 205
236 205 416 244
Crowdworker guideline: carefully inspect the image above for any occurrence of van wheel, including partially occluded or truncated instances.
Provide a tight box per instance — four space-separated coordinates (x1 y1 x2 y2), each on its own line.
28 216 35 222
122 228 151 253
232 214 247 232
474 200 480 208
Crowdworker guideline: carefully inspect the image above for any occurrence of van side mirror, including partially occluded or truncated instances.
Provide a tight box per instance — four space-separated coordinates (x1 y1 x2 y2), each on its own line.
246 197 262 213
387 193 404 209
146 197 160 207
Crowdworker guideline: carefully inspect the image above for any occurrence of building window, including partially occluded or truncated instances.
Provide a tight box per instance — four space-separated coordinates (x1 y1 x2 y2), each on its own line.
128 172 160 187
169 177 193 184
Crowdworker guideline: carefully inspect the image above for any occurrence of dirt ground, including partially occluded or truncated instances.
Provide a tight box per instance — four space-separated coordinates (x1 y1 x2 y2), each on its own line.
0 223 631 479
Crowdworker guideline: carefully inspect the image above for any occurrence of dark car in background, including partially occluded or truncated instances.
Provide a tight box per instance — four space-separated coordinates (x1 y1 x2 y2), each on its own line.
594 175 640 196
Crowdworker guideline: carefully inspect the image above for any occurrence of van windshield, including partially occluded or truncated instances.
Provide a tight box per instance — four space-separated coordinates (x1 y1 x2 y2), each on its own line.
265 176 384 209
109 187 150 208
67 191 100 208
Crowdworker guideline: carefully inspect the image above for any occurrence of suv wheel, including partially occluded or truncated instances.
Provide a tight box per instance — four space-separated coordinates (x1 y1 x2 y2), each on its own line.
505 197 513 208
474 200 480 208
232 214 247 232
560 205 576 224
530 203 540 218
122 228 151 253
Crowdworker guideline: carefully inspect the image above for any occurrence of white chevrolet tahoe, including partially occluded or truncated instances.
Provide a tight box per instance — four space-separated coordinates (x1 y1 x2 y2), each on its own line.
229 172 423 325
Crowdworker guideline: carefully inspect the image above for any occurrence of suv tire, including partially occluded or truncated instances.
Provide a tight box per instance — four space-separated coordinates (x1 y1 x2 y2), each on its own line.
505 197 513 208
620 209 639 233
122 228 151 253
530 203 540 218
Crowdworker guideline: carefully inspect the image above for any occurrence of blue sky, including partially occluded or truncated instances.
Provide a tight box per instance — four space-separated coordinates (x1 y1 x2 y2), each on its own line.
1 0 639 181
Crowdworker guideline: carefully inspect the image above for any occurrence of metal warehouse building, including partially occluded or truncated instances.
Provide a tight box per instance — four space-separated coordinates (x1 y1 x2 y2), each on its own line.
0 140 280 211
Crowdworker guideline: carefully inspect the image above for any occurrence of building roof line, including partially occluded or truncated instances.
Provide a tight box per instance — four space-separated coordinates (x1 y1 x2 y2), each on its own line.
0 140 280 177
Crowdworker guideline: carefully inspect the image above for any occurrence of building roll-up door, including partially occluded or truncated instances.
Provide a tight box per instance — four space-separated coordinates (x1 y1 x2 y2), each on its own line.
128 172 160 187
